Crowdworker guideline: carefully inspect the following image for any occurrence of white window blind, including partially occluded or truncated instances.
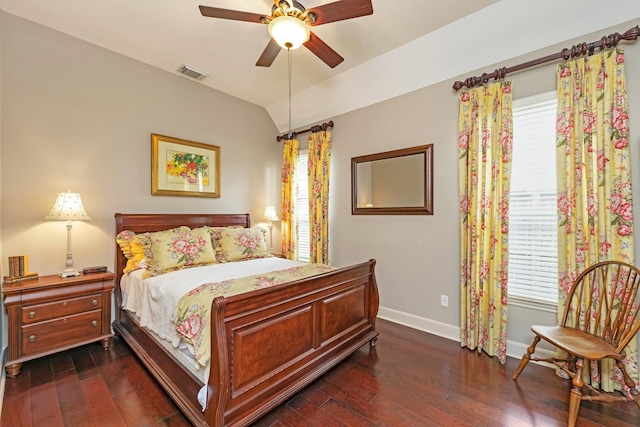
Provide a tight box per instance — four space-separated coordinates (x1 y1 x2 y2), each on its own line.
296 151 310 262
508 92 558 307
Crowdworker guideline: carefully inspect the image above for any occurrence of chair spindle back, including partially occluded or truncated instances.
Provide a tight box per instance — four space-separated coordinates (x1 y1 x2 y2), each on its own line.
561 260 640 353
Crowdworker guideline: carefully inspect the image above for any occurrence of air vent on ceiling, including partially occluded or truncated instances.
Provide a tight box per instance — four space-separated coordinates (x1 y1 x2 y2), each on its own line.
177 64 209 81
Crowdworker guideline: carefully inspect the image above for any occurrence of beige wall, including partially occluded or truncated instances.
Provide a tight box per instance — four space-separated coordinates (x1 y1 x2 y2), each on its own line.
0 13 282 278
1 11 639 361
329 19 640 357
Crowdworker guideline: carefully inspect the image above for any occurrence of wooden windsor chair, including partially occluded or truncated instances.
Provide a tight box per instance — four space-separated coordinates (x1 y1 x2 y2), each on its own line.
512 260 640 426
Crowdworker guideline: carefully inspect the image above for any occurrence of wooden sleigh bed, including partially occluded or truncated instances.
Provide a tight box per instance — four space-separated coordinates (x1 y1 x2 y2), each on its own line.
112 213 380 426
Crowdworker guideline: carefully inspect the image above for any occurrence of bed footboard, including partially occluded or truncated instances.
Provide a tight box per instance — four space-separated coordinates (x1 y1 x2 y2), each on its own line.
205 259 379 427
113 213 379 427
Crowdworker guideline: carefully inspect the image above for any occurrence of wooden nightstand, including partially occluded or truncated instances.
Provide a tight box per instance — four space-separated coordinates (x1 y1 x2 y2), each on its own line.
2 271 115 378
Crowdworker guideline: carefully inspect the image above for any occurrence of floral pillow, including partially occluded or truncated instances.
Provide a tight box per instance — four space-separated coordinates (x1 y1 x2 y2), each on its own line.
116 230 146 273
207 225 244 263
138 226 217 276
218 227 268 262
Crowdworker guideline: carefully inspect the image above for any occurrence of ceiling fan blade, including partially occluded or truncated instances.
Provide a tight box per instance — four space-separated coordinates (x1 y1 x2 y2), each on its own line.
307 0 373 26
256 39 281 67
199 5 266 23
304 32 344 68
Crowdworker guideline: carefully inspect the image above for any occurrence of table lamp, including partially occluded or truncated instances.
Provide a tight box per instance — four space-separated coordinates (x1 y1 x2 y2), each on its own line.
44 190 92 277
263 206 279 253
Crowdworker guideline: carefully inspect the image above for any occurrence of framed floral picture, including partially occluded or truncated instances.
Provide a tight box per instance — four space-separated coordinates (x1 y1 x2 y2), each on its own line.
151 134 220 198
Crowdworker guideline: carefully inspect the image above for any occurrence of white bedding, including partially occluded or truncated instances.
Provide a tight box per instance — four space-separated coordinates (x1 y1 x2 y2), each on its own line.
120 257 307 361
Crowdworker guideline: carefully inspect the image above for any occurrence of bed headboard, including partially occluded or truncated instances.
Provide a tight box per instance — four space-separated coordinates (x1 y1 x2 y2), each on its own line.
115 213 250 234
113 213 251 320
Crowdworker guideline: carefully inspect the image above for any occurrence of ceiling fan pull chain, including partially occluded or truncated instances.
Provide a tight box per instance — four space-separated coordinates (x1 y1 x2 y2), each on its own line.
288 48 293 133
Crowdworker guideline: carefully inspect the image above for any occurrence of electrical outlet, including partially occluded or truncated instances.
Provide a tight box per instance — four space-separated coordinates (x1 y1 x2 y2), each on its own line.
440 295 449 307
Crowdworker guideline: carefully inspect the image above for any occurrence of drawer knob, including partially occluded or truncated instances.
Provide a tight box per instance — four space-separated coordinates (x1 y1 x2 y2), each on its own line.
28 335 37 342
28 311 36 319
91 320 98 327
91 299 98 306
63 301 68 306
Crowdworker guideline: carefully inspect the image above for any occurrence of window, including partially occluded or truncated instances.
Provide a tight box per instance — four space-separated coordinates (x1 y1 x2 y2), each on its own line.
508 92 558 310
295 150 310 262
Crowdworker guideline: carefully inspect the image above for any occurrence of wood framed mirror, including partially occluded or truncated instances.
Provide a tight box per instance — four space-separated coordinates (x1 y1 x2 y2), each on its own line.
351 144 433 215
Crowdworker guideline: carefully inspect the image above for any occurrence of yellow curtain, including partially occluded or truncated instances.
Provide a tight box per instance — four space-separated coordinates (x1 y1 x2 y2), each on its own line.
458 81 513 364
280 138 300 260
307 130 331 264
556 48 636 392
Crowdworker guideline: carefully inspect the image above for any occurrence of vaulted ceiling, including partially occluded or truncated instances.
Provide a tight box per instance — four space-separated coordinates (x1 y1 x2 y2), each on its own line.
1 0 639 131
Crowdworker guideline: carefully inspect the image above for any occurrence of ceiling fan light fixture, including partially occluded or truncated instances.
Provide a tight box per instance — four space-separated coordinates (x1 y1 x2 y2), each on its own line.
268 15 309 50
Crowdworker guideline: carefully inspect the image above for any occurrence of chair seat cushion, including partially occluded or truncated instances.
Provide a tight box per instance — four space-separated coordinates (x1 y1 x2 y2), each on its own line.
531 325 621 360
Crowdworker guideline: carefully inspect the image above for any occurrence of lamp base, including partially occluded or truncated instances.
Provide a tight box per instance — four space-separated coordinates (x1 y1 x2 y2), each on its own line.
59 268 80 278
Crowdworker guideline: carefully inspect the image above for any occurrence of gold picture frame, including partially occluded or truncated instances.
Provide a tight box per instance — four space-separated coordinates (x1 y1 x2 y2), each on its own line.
151 133 220 198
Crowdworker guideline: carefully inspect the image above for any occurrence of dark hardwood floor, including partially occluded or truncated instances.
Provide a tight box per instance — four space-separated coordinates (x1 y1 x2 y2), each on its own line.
2 319 640 426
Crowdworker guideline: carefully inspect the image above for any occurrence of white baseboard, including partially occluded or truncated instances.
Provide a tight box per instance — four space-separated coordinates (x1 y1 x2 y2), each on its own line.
507 339 557 361
377 306 557 362
378 306 460 342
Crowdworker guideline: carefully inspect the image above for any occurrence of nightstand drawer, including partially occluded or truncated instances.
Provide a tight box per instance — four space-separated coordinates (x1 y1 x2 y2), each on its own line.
20 294 102 324
21 310 102 356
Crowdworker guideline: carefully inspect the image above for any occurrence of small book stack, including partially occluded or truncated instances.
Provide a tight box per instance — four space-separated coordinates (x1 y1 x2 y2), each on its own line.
4 255 38 284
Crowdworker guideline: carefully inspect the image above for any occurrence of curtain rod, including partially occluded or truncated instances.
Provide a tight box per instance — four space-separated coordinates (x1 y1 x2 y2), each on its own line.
276 121 334 142
452 25 639 92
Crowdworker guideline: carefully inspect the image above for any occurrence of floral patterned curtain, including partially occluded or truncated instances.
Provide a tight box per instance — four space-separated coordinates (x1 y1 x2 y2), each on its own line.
556 48 637 392
458 81 513 364
280 138 300 259
307 130 331 264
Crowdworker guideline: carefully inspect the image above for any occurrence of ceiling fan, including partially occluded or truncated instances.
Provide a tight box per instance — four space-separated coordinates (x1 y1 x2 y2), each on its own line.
199 0 374 68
